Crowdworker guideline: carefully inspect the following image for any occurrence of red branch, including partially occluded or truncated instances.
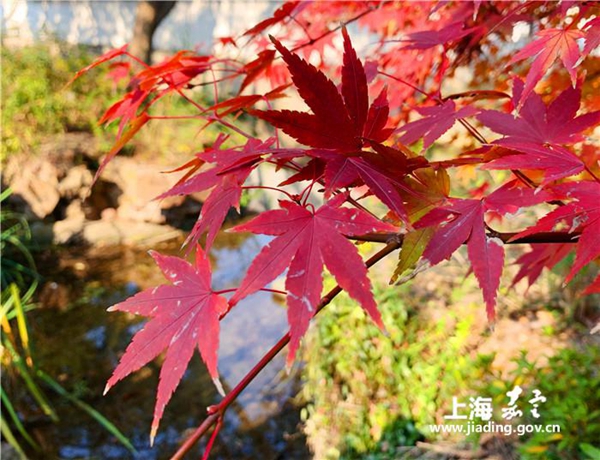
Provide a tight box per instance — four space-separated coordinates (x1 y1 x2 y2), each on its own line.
349 231 581 244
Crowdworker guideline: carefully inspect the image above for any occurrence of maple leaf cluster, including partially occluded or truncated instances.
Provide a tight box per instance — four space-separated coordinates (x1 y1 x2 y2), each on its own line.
72 0 600 447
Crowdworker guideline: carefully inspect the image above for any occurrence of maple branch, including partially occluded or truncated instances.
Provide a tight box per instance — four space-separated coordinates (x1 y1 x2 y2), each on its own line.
205 115 253 139
379 71 433 101
125 51 151 69
155 75 255 140
347 231 581 245
290 15 313 43
584 164 600 183
169 240 402 460
289 5 379 54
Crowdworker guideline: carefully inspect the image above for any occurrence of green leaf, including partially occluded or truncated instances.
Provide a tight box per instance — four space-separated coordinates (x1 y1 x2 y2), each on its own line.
390 227 434 284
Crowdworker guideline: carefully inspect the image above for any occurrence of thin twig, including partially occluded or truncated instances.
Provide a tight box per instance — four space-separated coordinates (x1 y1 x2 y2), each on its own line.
290 5 380 54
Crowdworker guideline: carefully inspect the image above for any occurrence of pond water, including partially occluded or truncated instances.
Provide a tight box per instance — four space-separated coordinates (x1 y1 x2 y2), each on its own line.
24 231 308 459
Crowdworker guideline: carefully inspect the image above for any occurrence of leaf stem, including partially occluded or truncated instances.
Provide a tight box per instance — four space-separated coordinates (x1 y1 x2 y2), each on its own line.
201 416 222 460
242 185 295 200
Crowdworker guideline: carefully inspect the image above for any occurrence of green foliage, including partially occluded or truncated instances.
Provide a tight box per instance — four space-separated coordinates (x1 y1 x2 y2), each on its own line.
580 443 600 459
302 284 494 459
0 41 250 164
1 188 38 294
474 346 600 460
0 42 117 159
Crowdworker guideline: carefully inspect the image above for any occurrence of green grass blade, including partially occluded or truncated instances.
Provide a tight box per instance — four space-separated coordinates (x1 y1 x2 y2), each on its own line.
2 339 58 421
10 284 32 364
1 292 16 318
2 236 36 271
36 370 137 454
0 415 28 460
0 187 13 202
0 385 40 451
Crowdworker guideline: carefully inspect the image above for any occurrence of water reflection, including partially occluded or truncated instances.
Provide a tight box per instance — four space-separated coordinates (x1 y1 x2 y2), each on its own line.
26 230 307 459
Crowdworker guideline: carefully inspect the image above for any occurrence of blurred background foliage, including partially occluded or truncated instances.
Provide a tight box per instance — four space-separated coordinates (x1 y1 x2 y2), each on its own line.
301 270 599 460
301 280 489 459
0 41 228 163
479 347 600 460
1 42 118 159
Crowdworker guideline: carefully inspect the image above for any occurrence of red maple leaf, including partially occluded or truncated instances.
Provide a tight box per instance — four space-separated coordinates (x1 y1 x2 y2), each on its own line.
341 27 369 134
511 243 572 290
106 61 132 87
229 193 397 363
249 30 419 220
363 86 394 143
239 50 277 93
309 144 427 223
248 29 395 149
248 34 359 151
415 181 553 320
583 17 600 57
512 181 600 285
105 247 227 443
509 27 584 104
401 21 475 50
242 1 301 38
205 84 289 119
66 44 129 87
478 83 599 184
158 136 304 249
398 99 478 150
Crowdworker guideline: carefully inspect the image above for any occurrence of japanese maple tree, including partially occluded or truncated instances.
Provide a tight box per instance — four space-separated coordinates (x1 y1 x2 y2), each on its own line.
71 1 599 457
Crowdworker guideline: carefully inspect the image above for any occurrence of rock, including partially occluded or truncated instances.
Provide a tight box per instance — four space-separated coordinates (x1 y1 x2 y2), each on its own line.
100 207 118 221
103 157 203 224
0 442 21 460
81 220 182 246
4 155 61 219
114 221 183 245
65 200 86 221
81 221 122 246
54 220 84 244
57 165 93 200
53 202 87 244
116 200 171 224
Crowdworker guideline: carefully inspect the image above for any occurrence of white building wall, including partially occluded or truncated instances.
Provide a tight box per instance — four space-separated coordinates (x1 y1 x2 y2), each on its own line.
1 0 273 52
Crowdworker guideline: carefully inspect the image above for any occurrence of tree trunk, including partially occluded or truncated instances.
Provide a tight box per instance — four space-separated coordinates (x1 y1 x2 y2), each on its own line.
130 1 177 65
